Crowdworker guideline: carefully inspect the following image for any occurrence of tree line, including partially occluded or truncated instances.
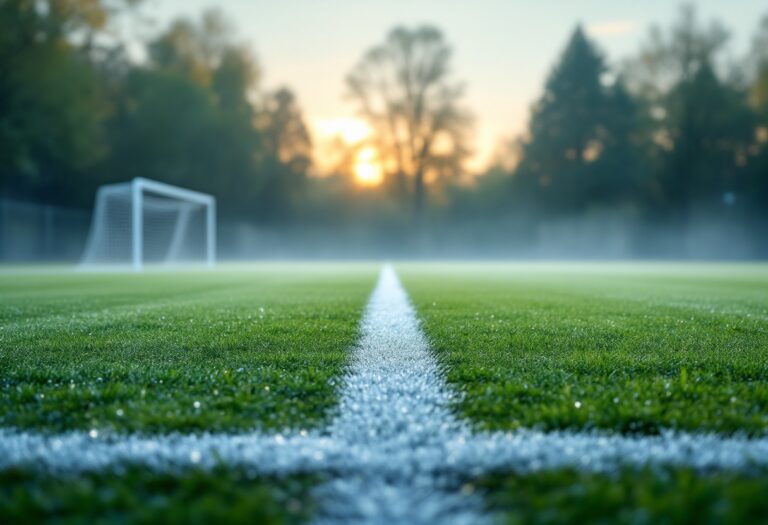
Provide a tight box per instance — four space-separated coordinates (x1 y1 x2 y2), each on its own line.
455 6 768 238
2 1 767 254
1 1 310 222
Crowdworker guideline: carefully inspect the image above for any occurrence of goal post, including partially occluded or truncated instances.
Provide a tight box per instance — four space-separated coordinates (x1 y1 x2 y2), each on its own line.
81 177 216 271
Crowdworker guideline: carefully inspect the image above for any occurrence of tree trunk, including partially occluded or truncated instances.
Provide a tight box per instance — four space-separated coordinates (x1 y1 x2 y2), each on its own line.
413 168 425 226
410 168 428 255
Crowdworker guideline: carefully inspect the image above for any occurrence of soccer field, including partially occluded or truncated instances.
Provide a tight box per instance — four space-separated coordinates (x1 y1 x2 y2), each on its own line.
1 262 767 523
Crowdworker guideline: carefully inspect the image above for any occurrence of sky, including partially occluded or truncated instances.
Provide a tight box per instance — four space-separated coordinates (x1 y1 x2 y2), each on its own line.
134 0 766 172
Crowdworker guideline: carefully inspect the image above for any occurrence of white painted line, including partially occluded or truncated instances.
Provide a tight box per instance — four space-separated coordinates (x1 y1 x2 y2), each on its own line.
311 264 487 524
1 265 768 522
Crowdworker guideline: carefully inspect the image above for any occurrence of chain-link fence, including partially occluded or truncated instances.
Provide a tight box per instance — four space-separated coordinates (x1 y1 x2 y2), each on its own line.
0 198 91 262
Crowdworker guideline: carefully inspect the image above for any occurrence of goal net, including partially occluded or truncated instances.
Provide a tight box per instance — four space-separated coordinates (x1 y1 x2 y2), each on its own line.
81 178 216 270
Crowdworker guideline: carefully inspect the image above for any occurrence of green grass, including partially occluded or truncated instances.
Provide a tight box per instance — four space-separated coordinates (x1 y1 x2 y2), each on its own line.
4 261 768 523
0 263 378 524
477 468 768 524
401 262 768 523
399 262 768 435
0 264 377 434
0 468 315 525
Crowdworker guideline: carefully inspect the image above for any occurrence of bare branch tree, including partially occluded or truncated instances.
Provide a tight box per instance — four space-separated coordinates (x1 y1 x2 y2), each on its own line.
346 26 472 223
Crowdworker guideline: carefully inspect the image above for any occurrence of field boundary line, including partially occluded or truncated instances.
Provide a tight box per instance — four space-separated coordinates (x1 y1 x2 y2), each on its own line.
1 265 768 523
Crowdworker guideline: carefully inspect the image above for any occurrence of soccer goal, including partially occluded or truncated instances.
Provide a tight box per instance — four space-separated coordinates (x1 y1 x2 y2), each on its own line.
81 178 216 271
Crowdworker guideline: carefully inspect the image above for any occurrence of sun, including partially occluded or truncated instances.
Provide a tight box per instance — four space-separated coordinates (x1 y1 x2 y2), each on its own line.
313 117 384 186
354 146 384 187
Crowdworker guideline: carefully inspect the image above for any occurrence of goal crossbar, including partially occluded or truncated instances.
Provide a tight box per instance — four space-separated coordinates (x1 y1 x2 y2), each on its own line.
130 178 216 271
81 177 216 271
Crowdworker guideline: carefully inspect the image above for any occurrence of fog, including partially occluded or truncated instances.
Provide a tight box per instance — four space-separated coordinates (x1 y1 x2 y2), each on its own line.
1 3 767 264
2 196 765 262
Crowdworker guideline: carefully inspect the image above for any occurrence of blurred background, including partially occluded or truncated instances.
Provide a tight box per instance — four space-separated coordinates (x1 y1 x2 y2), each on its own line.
1 0 767 261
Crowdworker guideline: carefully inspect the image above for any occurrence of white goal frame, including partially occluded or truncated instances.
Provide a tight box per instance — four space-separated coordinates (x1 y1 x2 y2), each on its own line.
129 178 216 271
82 177 216 271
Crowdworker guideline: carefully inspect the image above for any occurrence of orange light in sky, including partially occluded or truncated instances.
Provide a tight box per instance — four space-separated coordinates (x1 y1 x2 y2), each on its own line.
354 146 384 187
315 117 371 144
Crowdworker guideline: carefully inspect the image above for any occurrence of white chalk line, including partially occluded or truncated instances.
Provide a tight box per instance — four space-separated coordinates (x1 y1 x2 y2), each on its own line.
1 266 768 522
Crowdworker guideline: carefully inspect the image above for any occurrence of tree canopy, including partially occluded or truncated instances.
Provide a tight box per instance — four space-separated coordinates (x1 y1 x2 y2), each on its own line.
511 26 643 215
346 25 472 222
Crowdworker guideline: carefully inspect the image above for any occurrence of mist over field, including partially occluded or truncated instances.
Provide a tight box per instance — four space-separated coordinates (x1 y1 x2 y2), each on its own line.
2 4 768 523
1 1 767 261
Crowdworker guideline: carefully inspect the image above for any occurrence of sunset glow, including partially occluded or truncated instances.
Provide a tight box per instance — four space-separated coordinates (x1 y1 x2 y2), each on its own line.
314 117 372 145
353 146 384 186
314 117 385 186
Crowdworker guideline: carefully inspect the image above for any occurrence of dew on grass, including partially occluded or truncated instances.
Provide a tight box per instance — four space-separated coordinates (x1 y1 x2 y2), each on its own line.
193 401 201 409
574 401 582 409
115 409 124 417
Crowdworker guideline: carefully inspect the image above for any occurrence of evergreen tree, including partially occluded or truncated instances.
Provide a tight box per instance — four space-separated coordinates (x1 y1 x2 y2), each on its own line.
663 62 754 214
748 15 768 215
512 26 642 214
626 5 756 218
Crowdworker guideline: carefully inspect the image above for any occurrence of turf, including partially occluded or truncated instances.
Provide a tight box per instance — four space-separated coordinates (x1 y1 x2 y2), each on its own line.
401 262 768 523
4 261 768 523
477 467 768 524
399 262 768 435
0 468 315 525
0 264 377 434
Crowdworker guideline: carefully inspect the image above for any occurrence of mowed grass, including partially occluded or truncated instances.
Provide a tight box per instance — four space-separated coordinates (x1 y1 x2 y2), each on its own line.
399 263 768 435
477 467 768 524
0 468 316 525
4 261 768 523
0 264 377 434
0 263 377 524
401 262 768 523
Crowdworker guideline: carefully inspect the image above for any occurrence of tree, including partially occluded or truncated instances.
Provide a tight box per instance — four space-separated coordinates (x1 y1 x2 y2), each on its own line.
0 0 138 205
254 87 312 222
259 88 311 173
748 14 768 213
346 26 472 223
511 26 643 214
625 4 755 218
664 63 754 212
753 16 768 119
103 9 312 221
